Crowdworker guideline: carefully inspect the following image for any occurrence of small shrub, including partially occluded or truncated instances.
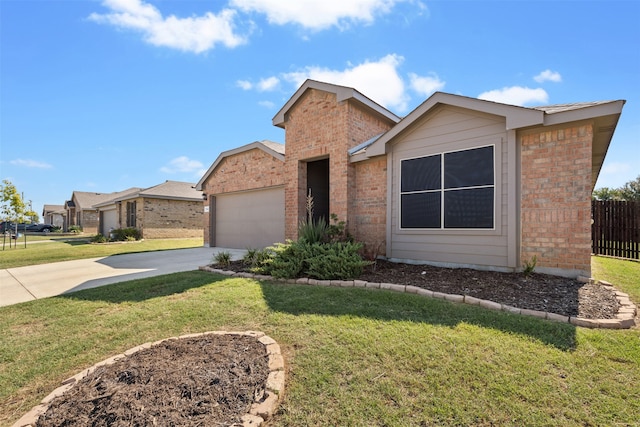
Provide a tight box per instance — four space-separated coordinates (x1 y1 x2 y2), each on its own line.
249 247 278 274
68 225 82 233
298 217 328 244
90 234 108 243
243 248 258 266
523 255 537 276
110 227 141 241
326 213 352 243
213 251 232 267
305 241 370 280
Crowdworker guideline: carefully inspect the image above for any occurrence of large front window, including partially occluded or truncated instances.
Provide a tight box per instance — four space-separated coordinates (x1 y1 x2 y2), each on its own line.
400 145 494 229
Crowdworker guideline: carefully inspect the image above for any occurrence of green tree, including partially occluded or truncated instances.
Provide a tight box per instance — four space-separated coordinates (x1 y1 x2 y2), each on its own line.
592 175 640 201
0 179 38 223
592 187 622 200
619 175 640 201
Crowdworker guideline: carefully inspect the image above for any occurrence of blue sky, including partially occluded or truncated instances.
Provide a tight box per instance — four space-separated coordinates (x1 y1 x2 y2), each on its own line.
1 0 638 219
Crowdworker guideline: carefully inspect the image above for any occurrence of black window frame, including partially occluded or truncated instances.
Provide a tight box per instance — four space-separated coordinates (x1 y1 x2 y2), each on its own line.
400 145 495 230
126 201 137 228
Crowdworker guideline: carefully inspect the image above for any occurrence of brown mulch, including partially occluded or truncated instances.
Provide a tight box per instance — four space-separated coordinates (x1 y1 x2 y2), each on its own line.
223 259 620 320
32 260 620 426
35 334 270 427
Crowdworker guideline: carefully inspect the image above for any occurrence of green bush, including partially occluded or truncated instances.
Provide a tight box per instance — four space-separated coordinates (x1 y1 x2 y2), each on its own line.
305 241 369 280
110 227 141 241
298 216 328 244
213 251 231 267
90 234 108 243
68 225 82 233
251 240 369 280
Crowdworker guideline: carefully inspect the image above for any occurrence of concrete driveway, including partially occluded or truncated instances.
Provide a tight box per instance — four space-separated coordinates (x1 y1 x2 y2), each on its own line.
0 247 246 307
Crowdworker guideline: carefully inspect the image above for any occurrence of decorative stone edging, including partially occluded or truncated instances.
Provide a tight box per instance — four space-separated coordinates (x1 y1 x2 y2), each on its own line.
13 331 285 427
200 266 637 330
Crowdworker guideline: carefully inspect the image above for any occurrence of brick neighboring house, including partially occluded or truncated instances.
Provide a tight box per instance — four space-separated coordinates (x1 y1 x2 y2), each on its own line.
94 181 204 239
41 204 65 228
65 191 116 233
197 79 625 278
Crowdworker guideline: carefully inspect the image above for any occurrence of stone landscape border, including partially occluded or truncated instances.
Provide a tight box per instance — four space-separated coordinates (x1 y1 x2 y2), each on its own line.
200 266 637 329
13 331 285 427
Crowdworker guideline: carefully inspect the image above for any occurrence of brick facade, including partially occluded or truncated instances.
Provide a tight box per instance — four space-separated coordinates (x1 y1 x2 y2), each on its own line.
116 197 204 239
351 156 387 256
281 89 393 248
140 199 204 239
520 123 594 276
201 147 285 246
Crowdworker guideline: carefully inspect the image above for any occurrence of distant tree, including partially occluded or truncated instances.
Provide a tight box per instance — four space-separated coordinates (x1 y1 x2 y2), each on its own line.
592 187 622 201
0 179 39 223
619 175 640 201
593 175 640 201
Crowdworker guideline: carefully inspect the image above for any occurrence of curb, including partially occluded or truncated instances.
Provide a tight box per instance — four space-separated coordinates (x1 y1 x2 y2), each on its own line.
200 266 637 329
13 331 284 427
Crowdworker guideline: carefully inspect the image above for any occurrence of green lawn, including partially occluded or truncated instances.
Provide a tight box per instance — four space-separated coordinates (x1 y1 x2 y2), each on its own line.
0 237 204 269
1 256 638 426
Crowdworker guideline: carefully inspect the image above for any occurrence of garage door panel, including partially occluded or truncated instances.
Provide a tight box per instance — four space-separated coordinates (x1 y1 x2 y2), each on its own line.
215 188 284 249
102 209 118 235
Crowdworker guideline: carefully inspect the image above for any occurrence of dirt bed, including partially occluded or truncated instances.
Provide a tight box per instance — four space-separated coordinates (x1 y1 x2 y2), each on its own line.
35 334 270 427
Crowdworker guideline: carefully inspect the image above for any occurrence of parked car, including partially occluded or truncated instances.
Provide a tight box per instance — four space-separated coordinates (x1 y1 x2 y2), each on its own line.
27 223 56 233
0 221 15 233
0 222 30 233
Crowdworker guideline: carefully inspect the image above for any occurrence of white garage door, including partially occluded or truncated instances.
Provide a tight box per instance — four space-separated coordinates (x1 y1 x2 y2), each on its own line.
101 209 118 235
214 187 285 249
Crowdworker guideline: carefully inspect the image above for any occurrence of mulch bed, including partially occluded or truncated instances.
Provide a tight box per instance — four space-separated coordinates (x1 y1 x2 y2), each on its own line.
35 334 270 427
223 259 620 319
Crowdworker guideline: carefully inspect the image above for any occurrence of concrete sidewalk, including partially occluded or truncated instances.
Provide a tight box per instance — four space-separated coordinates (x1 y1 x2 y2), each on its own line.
0 247 246 307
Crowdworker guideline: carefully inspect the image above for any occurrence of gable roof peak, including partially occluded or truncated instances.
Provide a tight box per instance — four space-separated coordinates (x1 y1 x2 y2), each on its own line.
273 79 400 128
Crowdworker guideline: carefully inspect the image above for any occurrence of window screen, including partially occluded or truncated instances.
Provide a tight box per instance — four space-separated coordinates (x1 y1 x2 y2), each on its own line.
400 145 494 229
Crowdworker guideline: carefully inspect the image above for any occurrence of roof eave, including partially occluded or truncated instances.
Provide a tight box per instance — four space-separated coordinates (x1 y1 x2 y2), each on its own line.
361 92 545 159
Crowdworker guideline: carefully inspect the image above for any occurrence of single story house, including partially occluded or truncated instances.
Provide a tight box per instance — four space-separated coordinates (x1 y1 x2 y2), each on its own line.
65 191 118 233
41 204 66 228
93 180 204 239
197 80 624 278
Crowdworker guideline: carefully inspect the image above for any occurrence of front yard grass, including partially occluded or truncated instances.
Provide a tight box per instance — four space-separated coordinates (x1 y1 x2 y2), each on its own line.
1 256 638 426
0 237 204 269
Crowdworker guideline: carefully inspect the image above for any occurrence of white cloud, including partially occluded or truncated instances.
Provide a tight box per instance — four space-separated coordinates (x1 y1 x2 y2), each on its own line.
89 0 246 54
409 72 445 97
477 86 549 106
10 159 53 169
230 0 401 30
237 80 253 90
257 76 280 91
283 54 409 111
160 156 205 176
258 100 276 109
534 69 562 83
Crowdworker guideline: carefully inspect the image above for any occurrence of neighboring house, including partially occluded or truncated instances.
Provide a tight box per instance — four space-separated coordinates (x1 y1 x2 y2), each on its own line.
91 187 143 236
94 181 204 239
41 204 65 228
197 79 625 278
65 191 116 233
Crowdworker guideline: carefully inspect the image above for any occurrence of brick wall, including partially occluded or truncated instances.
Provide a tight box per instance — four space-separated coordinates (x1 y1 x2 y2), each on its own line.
80 210 100 234
201 147 285 246
282 89 393 245
140 199 204 239
352 156 387 256
520 123 594 277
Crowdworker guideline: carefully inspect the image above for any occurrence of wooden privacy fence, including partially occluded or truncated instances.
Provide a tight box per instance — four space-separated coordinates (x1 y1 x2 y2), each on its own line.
592 200 640 259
